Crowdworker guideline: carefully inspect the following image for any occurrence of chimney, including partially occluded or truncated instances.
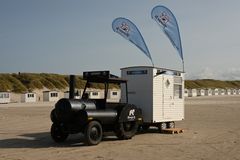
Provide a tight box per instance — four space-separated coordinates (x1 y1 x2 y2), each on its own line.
69 75 75 99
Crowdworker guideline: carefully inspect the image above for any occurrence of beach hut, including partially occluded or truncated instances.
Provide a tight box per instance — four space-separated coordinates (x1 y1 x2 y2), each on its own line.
88 91 101 99
21 92 36 103
218 89 225 95
0 92 10 104
64 89 82 99
188 89 197 97
205 89 212 96
197 89 205 96
212 88 219 96
107 89 121 102
231 89 237 95
237 89 240 95
43 91 59 102
184 89 189 97
83 89 104 99
225 89 231 95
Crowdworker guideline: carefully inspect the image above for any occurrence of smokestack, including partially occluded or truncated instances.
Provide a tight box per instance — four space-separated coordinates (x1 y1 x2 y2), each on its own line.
69 75 75 99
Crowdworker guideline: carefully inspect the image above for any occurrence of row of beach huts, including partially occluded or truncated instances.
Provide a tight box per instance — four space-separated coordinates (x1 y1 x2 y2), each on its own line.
0 89 121 104
1 88 239 104
185 88 240 97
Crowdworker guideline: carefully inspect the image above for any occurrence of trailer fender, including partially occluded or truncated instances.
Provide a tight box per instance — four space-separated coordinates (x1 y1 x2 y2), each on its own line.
118 104 142 123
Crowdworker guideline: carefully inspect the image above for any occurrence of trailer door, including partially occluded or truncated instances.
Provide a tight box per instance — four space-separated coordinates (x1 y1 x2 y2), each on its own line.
162 75 174 119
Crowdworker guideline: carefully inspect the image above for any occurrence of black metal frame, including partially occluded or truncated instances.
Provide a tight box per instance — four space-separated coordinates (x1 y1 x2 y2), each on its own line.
82 71 128 103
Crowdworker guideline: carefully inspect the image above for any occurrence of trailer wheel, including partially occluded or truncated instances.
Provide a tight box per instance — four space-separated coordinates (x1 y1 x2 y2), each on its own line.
115 121 139 139
51 123 68 143
158 122 167 132
167 121 175 128
142 125 150 131
138 125 150 132
84 121 103 146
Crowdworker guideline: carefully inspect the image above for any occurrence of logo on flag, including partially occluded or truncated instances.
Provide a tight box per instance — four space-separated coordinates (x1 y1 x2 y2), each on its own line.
116 22 130 37
159 12 169 27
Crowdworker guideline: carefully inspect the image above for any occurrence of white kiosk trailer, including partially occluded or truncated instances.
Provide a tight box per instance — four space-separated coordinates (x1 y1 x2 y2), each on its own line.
121 66 184 130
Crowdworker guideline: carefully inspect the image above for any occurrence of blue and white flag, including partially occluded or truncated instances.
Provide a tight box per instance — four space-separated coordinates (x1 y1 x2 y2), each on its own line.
151 6 183 62
112 17 153 66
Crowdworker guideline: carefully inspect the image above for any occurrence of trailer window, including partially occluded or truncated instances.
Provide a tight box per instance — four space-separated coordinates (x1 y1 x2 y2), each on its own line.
127 70 147 75
174 85 182 99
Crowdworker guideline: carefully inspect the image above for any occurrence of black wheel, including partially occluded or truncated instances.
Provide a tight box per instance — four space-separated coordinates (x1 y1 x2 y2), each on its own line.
51 123 68 143
158 122 167 132
115 121 139 140
84 121 103 146
167 121 175 128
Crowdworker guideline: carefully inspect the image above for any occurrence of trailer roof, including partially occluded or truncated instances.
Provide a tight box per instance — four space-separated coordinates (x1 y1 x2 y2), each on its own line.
83 71 127 83
121 66 184 73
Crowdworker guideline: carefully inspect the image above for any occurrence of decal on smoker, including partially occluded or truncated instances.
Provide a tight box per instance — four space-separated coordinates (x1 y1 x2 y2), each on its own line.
127 109 136 120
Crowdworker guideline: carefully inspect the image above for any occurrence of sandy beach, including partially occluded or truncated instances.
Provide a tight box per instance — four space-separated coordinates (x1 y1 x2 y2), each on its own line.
0 96 240 160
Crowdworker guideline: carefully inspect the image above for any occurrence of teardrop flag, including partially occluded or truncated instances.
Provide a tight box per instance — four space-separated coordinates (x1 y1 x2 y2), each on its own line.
151 6 183 62
112 17 154 66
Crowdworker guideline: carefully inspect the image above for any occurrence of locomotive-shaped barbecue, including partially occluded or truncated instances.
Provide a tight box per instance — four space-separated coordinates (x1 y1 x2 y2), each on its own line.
50 71 142 145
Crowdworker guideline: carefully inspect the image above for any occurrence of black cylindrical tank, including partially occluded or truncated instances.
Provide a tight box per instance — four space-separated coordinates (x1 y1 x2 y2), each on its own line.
54 98 96 122
54 98 118 125
87 110 118 124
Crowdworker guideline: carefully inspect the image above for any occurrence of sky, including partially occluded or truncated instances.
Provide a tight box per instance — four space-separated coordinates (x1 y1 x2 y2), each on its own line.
0 0 240 80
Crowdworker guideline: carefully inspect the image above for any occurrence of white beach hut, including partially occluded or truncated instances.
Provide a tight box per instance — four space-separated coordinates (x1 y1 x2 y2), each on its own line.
205 89 212 96
197 89 205 96
84 89 104 99
184 89 189 97
21 92 36 103
188 89 197 97
212 88 219 96
107 89 121 102
64 89 82 99
0 92 10 104
225 89 231 95
43 91 59 102
218 89 226 95
237 89 240 95
231 89 237 95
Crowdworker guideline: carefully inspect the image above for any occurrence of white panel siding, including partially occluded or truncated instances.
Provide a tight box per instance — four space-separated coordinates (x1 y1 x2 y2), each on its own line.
121 66 184 123
153 75 163 122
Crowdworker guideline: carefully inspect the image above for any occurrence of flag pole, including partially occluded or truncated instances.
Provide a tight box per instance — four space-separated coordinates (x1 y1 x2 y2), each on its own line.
182 60 185 72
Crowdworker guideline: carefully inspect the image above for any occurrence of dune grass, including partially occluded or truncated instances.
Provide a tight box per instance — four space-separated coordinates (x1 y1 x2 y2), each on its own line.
1 73 239 93
0 73 119 93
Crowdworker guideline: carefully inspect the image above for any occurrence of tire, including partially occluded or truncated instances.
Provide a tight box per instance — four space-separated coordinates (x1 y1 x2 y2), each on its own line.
158 122 167 132
84 121 103 146
167 121 175 129
51 123 68 143
115 121 139 139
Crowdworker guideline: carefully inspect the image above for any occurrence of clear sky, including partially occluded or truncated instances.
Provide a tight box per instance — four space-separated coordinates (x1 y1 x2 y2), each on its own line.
0 0 240 80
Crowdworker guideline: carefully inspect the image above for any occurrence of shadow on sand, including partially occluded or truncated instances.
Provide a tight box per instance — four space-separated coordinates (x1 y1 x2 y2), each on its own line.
0 132 123 149
0 128 161 149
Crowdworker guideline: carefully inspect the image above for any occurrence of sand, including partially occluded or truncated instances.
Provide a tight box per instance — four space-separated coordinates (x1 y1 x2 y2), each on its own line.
0 96 240 160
